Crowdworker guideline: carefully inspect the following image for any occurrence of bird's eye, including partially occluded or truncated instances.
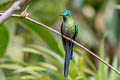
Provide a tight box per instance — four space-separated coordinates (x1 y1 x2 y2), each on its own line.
66 14 70 16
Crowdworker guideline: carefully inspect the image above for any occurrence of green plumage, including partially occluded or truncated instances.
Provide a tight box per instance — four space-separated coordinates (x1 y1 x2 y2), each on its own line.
60 10 78 78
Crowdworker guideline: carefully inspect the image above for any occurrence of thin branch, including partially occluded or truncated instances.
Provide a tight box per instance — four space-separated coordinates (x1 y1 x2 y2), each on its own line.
0 0 28 24
0 12 120 76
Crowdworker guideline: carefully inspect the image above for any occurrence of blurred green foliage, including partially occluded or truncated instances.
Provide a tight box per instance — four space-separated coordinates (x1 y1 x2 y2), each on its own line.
29 0 63 25
0 0 15 11
0 24 9 58
0 0 120 80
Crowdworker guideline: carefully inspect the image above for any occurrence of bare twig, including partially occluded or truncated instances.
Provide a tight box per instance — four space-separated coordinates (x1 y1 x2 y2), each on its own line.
21 5 29 17
0 0 28 24
0 12 120 76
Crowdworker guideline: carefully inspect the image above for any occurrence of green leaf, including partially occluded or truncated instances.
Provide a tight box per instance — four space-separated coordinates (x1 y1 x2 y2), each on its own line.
0 64 22 70
7 76 28 80
97 58 109 80
14 65 65 80
82 66 96 76
0 69 6 80
75 48 96 72
0 0 11 5
69 61 78 78
6 20 16 40
0 0 14 11
109 56 119 80
29 0 63 25
0 58 30 66
99 33 106 59
0 24 9 58
23 47 63 69
8 75 40 80
14 66 45 76
39 62 57 71
97 33 106 80
31 45 63 65
13 18 63 56
41 76 52 80
112 5 120 10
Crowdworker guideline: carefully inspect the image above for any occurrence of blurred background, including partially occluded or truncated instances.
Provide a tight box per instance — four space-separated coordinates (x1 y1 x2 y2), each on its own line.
0 0 120 80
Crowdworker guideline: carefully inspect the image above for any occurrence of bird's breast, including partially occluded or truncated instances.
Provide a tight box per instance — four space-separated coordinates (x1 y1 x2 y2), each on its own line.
62 21 75 38
66 20 74 27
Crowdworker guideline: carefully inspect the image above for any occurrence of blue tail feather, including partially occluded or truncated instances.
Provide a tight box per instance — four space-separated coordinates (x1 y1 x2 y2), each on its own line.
64 42 73 77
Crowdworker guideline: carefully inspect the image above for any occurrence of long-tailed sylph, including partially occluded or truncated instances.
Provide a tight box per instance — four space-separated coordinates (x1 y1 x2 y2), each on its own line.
60 10 78 77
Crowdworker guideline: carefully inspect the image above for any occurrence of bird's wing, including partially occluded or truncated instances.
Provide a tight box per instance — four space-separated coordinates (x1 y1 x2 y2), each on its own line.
73 24 78 40
61 22 66 50
70 24 78 59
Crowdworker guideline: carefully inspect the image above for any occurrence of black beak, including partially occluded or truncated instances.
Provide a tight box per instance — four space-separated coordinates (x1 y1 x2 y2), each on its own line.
59 14 64 16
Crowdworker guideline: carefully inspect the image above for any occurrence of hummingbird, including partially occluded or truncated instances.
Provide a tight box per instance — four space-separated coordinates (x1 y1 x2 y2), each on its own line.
60 10 78 77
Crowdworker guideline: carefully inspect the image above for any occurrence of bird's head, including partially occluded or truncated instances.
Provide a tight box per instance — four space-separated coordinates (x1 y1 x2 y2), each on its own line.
61 10 72 16
60 10 73 22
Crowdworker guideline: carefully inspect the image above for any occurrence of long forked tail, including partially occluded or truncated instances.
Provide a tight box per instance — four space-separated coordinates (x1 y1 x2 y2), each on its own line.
64 42 73 77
